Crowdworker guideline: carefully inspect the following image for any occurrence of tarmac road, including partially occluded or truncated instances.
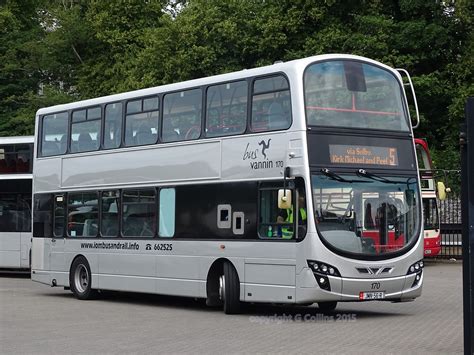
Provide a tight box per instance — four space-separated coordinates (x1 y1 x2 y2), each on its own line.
0 262 463 354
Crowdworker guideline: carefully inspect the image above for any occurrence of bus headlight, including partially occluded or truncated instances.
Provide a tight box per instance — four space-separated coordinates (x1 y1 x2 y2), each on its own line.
407 260 424 287
307 260 341 291
307 260 341 277
407 260 424 275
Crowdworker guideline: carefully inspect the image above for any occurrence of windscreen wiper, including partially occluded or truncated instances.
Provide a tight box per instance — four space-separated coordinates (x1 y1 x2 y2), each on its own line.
356 169 400 184
320 168 364 183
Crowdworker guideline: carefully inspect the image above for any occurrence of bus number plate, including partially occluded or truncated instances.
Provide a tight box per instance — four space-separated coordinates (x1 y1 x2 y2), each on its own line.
360 291 385 300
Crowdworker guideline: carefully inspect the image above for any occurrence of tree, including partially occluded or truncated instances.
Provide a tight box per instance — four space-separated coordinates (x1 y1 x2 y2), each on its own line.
0 0 472 171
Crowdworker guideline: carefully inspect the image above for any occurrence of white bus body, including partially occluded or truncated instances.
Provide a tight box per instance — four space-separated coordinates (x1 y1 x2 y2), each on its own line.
32 54 423 312
0 136 33 270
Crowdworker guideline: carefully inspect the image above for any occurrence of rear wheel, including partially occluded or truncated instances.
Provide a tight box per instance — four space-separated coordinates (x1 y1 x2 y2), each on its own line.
318 301 337 312
70 256 97 300
219 262 241 314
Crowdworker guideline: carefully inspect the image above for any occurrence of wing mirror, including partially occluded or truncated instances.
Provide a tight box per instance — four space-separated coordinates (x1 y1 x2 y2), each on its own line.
437 181 450 201
278 189 292 209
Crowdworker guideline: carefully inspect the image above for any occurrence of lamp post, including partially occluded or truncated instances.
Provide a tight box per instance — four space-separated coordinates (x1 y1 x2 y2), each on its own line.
460 97 473 355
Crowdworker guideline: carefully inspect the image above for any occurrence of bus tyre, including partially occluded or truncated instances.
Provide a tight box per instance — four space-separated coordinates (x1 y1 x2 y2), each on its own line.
318 301 337 312
70 256 97 300
220 262 241 314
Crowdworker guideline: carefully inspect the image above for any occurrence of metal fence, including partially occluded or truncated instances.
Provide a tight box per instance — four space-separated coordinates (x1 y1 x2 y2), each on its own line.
438 196 462 259
436 170 462 259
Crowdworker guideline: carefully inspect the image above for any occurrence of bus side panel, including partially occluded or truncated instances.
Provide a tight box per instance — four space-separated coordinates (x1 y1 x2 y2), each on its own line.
0 232 20 268
59 142 221 189
244 261 296 303
31 238 51 285
98 252 156 293
20 232 31 268
33 158 61 193
155 255 201 297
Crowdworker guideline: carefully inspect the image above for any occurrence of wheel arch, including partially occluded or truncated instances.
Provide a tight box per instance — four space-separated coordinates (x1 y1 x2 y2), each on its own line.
69 254 88 274
205 258 241 305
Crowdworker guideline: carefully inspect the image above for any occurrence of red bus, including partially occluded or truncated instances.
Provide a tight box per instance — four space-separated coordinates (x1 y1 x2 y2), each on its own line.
415 138 441 257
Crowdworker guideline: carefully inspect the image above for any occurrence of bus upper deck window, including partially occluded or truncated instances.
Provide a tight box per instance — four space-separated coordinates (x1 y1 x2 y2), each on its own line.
104 103 123 149
41 112 68 157
162 89 202 143
70 107 102 153
206 81 247 138
125 97 159 147
251 75 291 132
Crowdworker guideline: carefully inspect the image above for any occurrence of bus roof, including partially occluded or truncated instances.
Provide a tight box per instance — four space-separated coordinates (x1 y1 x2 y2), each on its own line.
35 54 398 117
0 136 34 145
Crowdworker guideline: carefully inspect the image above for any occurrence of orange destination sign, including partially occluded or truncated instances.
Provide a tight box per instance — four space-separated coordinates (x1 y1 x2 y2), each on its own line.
329 144 398 166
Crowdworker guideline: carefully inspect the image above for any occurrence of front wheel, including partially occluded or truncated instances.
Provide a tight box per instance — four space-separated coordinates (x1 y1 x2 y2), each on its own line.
318 301 337 312
70 256 97 300
219 262 241 314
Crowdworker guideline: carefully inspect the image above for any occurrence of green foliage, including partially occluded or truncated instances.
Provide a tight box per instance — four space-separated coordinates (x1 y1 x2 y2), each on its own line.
0 0 472 170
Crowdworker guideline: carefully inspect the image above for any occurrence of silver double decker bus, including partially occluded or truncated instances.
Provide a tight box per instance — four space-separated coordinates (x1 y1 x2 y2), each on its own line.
0 136 33 270
32 54 423 313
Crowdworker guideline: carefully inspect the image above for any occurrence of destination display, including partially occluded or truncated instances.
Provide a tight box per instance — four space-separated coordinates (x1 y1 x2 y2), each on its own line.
329 144 398 167
307 133 415 171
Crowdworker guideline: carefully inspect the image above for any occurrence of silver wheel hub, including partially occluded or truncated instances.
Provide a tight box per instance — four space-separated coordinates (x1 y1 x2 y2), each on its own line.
74 264 89 294
219 275 225 301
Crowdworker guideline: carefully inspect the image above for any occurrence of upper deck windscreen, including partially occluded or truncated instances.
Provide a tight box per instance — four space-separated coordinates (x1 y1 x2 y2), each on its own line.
304 60 409 132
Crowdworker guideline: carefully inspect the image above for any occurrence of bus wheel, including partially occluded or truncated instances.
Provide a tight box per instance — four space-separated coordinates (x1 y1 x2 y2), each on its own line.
219 262 241 314
318 301 337 312
70 256 97 300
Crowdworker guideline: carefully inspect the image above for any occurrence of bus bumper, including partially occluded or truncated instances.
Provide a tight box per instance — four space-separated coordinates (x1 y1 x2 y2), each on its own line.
296 267 423 303
31 269 52 285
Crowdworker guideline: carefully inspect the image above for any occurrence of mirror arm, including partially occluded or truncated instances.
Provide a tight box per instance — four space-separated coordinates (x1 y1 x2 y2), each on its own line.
283 167 291 196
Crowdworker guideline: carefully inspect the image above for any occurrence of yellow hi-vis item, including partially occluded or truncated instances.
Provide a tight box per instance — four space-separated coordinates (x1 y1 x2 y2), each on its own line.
282 207 307 239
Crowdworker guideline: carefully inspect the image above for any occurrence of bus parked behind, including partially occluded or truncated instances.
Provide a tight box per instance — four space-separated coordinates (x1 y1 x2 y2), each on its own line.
0 136 33 270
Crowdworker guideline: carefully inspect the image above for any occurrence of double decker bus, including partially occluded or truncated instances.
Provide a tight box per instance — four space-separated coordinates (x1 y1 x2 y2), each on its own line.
0 136 33 270
32 54 423 313
415 138 441 257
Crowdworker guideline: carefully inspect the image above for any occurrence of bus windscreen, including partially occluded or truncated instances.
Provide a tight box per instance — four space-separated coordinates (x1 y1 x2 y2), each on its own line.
304 60 409 132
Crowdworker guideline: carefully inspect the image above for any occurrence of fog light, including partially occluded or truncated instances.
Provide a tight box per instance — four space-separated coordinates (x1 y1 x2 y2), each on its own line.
411 271 423 287
316 275 331 291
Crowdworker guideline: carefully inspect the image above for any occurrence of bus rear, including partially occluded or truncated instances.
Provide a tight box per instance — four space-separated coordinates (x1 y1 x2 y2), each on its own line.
0 136 33 270
415 139 441 256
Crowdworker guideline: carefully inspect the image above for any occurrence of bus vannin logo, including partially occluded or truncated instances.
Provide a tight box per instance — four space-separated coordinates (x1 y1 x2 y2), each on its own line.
258 139 271 160
146 244 152 250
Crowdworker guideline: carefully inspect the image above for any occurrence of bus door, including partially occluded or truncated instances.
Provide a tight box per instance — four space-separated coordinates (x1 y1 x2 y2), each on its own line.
50 195 66 273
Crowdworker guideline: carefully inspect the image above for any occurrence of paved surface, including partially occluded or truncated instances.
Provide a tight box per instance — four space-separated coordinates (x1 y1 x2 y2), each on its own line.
0 262 463 354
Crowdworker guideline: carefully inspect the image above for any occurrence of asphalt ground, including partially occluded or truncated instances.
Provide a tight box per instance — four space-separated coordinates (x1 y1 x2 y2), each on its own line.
0 262 463 354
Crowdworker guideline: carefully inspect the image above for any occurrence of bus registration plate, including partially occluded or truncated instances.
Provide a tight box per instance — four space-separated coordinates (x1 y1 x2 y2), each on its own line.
360 291 385 300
